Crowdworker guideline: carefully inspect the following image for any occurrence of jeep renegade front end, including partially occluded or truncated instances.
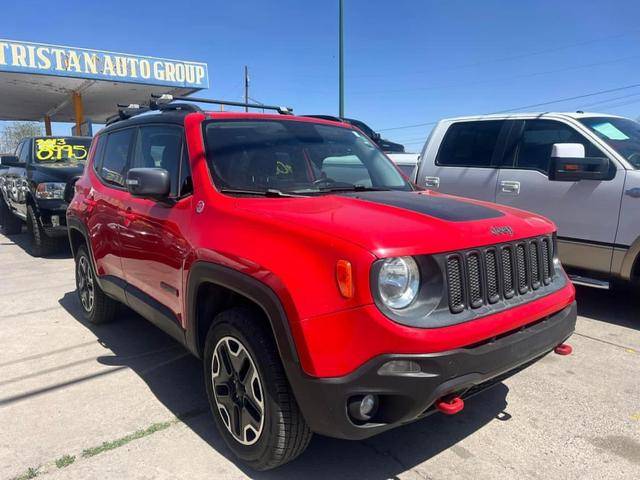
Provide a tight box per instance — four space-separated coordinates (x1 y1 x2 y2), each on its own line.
66 98 576 470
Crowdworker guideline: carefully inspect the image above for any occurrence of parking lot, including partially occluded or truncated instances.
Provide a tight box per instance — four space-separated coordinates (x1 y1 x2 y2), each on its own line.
1 231 638 480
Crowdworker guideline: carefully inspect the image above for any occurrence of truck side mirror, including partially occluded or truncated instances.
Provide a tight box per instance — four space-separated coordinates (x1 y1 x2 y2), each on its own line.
126 168 170 199
548 143 610 182
0 155 22 167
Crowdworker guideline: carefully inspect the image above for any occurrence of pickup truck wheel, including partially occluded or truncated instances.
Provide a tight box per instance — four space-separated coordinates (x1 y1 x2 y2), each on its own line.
75 245 118 324
204 307 311 470
0 198 22 235
27 205 57 256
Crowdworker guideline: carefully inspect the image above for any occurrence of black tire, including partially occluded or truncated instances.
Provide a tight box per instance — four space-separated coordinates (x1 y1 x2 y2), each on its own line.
27 204 58 256
204 307 311 471
75 245 118 324
0 197 22 235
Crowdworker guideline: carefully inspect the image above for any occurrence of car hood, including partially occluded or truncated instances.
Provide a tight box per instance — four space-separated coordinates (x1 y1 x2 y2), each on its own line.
30 163 85 181
235 190 555 257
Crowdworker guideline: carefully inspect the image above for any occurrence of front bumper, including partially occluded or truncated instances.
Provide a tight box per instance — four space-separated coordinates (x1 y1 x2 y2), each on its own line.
290 301 576 440
36 200 69 237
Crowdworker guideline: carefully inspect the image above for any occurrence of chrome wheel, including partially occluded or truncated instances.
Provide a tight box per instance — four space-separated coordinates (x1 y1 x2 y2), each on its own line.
77 255 95 313
211 336 265 445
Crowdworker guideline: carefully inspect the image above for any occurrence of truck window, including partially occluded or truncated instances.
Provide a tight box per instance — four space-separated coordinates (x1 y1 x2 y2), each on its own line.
18 140 30 163
436 120 503 168
509 120 603 173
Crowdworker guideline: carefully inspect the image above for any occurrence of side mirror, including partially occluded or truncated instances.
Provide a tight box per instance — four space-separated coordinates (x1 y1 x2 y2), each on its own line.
548 143 610 181
0 155 22 167
126 168 170 199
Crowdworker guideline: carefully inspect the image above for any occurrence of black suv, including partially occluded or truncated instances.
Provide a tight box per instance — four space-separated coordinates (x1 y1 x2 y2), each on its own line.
305 115 405 153
0 136 92 255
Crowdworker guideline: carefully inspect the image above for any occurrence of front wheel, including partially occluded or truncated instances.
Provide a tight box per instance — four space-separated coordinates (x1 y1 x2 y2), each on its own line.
27 205 57 256
204 307 311 470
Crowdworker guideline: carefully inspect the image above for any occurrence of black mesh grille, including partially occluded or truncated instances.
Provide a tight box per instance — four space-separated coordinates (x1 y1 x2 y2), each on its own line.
516 244 528 294
541 238 551 284
446 256 464 313
467 253 482 308
530 241 540 289
444 235 556 315
485 249 499 303
502 247 515 298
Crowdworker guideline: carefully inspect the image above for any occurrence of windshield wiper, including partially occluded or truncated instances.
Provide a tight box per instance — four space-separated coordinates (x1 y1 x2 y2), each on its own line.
313 184 392 193
219 188 306 198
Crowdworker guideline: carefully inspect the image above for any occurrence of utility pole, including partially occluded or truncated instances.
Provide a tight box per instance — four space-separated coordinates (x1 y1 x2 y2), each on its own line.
244 65 249 112
338 0 344 117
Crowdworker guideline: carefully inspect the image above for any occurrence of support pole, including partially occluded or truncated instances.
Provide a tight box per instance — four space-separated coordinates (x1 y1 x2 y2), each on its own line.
339 0 344 117
72 91 84 134
244 65 249 113
44 115 52 136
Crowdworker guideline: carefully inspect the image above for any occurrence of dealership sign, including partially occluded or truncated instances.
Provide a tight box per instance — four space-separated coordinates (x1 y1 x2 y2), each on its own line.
0 39 209 89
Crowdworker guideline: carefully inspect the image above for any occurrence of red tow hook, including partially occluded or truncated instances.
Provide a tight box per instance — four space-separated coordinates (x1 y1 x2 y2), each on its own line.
554 343 573 356
435 395 464 415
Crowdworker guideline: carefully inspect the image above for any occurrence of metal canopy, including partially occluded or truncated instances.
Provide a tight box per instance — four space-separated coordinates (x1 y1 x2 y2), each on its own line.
0 39 209 124
0 71 199 123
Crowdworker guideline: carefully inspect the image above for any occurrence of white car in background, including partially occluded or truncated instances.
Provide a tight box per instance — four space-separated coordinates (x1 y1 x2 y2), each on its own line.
387 152 420 178
415 112 640 289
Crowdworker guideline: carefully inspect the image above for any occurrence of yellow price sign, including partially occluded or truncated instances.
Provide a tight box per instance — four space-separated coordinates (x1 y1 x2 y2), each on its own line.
35 138 88 161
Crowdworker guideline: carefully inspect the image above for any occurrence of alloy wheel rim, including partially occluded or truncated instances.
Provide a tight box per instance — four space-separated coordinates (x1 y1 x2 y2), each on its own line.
77 255 95 313
211 336 265 445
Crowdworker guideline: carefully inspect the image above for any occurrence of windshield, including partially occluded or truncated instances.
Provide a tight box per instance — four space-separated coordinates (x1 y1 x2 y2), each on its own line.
33 137 91 164
203 120 410 194
579 117 640 168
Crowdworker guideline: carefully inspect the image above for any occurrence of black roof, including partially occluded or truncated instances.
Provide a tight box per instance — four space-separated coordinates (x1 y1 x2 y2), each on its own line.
101 109 192 134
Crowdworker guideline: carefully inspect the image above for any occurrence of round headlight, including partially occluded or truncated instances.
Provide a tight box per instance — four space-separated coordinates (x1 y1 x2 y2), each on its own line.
377 256 420 309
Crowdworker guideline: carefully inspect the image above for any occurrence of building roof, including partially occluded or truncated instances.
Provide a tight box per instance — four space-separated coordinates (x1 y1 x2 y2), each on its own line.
0 39 209 123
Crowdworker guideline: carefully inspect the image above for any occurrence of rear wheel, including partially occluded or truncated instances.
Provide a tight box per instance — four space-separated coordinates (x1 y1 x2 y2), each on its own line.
27 204 57 256
0 198 22 235
75 245 118 324
204 307 311 470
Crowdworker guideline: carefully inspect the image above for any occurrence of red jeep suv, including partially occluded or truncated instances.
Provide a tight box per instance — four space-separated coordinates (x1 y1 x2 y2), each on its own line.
66 96 576 470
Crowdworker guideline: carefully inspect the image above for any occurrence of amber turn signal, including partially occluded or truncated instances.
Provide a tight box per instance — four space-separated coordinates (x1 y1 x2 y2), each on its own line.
336 260 354 298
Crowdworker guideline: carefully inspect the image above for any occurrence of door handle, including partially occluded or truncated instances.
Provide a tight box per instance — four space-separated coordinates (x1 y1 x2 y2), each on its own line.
500 180 521 195
625 188 640 198
424 176 440 189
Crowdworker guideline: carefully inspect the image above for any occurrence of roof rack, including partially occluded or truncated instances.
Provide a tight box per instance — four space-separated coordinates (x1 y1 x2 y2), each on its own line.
105 101 202 125
151 93 294 115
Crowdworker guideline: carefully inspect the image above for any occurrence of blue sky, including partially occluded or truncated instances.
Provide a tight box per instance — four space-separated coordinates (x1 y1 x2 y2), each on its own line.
2 0 640 150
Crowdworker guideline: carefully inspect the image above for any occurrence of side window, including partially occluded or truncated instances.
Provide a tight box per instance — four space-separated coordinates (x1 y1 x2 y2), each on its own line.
436 120 504 167
511 120 603 173
14 141 23 157
18 140 30 163
100 129 134 187
132 125 183 196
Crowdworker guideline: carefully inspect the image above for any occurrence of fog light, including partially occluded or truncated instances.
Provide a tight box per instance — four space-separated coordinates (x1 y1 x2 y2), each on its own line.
348 394 378 422
378 360 421 375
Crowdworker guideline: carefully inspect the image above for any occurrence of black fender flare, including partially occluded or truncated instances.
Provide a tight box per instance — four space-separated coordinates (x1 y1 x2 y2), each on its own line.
185 262 300 372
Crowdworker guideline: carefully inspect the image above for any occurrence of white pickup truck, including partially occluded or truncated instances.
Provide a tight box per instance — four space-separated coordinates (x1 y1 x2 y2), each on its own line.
415 112 640 289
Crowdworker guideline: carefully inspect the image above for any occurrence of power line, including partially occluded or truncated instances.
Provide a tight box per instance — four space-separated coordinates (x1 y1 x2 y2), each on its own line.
577 91 640 109
380 121 438 132
380 82 640 131
489 82 640 114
